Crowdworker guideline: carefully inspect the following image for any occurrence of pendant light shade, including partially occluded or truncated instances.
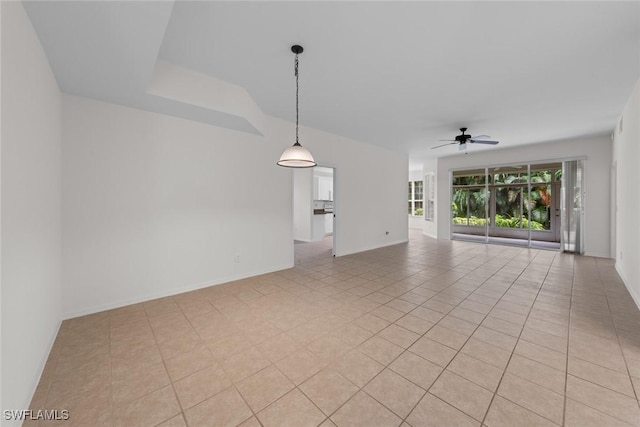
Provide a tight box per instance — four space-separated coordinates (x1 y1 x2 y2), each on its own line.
277 45 317 168
277 142 316 167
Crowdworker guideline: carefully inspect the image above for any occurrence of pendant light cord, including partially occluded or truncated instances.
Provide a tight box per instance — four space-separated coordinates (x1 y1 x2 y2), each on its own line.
295 53 299 145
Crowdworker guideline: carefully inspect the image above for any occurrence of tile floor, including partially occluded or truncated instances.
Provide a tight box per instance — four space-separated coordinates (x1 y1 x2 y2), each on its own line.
27 231 640 426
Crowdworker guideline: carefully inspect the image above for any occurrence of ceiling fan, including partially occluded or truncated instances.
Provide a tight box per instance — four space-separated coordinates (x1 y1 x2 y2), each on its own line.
432 127 499 151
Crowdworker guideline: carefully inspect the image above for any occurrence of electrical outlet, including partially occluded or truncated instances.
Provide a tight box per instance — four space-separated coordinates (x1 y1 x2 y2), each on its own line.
234 255 240 263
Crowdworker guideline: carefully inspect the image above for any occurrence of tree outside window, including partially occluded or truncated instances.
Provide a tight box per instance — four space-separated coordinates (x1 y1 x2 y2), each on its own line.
452 166 560 230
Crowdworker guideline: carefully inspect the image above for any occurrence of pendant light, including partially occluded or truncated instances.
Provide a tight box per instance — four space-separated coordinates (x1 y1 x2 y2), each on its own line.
277 45 317 168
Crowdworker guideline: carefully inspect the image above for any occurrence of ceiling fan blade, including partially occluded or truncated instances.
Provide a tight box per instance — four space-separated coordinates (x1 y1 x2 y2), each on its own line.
470 139 499 145
438 139 456 142
471 134 490 139
431 142 458 149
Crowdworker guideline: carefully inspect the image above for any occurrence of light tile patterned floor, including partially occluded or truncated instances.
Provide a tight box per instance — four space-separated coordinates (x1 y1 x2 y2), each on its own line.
28 231 640 426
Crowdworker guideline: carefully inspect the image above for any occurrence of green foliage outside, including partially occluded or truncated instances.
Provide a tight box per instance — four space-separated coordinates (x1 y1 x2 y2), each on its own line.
452 168 558 231
414 208 423 216
452 214 544 230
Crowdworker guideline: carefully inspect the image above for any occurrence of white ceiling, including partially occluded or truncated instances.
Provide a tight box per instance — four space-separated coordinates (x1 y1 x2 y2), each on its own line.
24 1 640 160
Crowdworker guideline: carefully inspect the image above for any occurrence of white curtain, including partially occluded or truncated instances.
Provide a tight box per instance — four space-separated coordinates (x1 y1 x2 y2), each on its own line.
561 160 584 253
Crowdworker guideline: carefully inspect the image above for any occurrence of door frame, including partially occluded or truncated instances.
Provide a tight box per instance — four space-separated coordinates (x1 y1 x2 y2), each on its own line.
291 165 338 261
450 160 580 249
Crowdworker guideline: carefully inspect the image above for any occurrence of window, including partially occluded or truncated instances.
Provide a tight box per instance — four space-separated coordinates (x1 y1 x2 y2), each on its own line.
408 181 423 216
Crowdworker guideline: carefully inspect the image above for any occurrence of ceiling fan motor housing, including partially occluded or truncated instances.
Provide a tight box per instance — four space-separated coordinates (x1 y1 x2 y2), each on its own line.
455 127 470 142
431 127 498 150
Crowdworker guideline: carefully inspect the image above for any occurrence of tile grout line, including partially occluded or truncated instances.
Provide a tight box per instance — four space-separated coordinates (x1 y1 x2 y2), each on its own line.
565 261 640 411
294 369 355 425
49 235 640 427
182 290 347 426
145 304 192 427
479 250 558 426
595 257 640 409
561 253 576 427
345 246 532 425
180 301 265 427
111 312 164 425
411 246 544 421
294 245 523 424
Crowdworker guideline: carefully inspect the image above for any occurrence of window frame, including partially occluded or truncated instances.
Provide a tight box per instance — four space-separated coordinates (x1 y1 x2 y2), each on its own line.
408 180 424 217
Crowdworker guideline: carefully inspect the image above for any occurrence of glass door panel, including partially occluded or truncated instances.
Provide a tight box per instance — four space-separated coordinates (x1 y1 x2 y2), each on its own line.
452 188 469 225
453 162 563 249
494 187 525 228
489 185 528 246
468 188 488 225
452 187 487 239
528 185 552 230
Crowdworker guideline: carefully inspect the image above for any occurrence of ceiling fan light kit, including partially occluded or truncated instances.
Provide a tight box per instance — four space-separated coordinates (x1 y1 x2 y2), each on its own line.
432 127 500 151
277 45 317 168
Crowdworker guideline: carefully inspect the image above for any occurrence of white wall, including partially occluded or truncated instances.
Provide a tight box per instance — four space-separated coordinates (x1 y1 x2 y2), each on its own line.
613 76 640 307
1 2 62 422
62 95 293 317
408 216 424 230
62 95 408 317
436 135 612 258
308 134 408 256
293 168 313 242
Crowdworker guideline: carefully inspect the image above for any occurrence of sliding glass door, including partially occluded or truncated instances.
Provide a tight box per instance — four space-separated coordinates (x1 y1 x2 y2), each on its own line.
452 161 581 252
488 165 530 246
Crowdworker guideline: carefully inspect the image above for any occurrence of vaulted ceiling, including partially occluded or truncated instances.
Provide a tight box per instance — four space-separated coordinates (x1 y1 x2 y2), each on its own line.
24 1 640 159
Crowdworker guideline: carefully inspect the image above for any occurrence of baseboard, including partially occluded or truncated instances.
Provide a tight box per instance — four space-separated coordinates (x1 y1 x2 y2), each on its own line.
422 231 437 239
335 238 409 257
585 251 612 259
615 263 640 311
18 320 62 426
62 262 294 319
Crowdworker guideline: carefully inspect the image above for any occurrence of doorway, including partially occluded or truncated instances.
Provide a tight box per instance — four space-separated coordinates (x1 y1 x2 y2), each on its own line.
293 166 336 263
